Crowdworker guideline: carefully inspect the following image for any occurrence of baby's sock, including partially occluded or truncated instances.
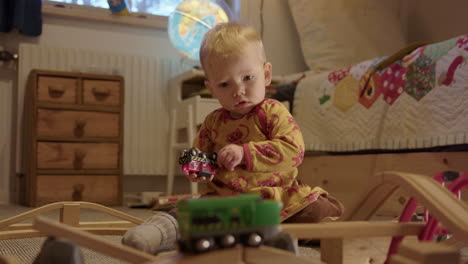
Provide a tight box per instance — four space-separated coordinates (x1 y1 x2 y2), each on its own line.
122 212 179 254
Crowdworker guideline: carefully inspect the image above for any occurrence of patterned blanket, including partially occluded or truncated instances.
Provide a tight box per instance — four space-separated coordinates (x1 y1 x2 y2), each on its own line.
294 34 468 151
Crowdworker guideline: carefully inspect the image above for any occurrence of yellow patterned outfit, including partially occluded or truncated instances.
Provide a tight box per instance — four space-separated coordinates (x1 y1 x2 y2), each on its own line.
194 98 327 221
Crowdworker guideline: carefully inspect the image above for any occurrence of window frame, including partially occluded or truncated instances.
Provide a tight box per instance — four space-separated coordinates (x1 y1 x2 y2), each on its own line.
43 0 240 30
43 0 169 29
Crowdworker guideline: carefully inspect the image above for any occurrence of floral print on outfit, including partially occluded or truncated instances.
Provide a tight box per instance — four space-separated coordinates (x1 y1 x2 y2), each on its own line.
194 98 327 221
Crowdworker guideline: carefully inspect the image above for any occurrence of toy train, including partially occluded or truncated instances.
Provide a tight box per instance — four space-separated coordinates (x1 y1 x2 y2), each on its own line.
176 194 282 254
179 148 218 178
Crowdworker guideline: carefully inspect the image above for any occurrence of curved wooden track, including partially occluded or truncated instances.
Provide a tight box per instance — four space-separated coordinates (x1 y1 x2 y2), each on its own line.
0 201 144 239
344 171 468 243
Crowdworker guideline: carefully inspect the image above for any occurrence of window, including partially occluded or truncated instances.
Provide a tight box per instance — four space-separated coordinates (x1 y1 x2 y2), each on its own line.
43 0 240 29
48 0 239 18
49 0 184 17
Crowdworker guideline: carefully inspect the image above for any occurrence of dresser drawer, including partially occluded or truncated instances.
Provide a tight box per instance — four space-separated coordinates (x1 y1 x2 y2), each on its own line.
37 142 119 169
36 175 119 205
83 80 121 106
38 76 78 104
23 69 124 207
37 109 120 138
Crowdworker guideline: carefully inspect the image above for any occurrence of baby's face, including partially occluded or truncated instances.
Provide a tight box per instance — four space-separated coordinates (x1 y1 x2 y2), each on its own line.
205 43 272 117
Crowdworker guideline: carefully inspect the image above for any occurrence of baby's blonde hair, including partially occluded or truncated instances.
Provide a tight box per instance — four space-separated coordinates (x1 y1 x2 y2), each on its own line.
200 22 266 75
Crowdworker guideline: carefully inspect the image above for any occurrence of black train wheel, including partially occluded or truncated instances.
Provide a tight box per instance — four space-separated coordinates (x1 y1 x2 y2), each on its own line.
241 232 263 247
190 148 198 157
178 239 202 254
210 152 217 161
217 234 236 248
193 237 214 253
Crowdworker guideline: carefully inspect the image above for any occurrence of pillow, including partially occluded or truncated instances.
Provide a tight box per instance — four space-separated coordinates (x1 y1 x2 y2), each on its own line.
288 0 407 71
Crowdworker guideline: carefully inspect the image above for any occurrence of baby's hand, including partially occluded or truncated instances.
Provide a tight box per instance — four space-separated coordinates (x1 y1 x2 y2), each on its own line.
185 172 214 183
218 144 244 171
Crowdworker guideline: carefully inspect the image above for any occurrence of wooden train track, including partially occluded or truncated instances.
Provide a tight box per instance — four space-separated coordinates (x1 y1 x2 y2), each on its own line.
0 171 466 264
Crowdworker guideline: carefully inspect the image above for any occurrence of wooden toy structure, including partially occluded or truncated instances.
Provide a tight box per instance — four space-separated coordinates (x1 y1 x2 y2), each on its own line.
0 171 467 264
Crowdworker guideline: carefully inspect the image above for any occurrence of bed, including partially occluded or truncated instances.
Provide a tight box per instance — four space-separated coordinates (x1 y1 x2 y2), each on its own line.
268 0 468 218
291 36 468 153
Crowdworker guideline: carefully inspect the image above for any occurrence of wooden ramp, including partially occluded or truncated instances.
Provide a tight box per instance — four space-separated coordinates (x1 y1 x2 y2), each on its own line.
33 216 319 264
142 246 319 264
345 171 468 244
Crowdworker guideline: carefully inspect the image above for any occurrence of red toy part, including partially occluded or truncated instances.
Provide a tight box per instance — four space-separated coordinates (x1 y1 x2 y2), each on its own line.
181 161 217 178
385 171 468 264
179 148 217 178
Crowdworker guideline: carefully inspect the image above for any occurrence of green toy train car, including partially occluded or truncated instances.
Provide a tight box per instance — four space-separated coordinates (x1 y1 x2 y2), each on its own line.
177 194 282 254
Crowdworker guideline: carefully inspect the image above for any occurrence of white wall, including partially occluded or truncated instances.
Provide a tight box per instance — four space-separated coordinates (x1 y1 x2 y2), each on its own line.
0 16 182 60
244 0 468 74
240 0 307 75
406 0 468 43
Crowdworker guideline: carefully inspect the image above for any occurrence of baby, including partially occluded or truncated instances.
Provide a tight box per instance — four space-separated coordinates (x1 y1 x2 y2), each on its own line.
186 22 344 223
122 22 344 255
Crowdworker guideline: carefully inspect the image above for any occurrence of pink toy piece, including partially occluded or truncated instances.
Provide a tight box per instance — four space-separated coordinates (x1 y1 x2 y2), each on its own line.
179 148 217 179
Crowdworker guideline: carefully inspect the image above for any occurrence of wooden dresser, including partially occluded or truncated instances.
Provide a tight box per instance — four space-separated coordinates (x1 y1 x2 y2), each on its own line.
22 69 124 206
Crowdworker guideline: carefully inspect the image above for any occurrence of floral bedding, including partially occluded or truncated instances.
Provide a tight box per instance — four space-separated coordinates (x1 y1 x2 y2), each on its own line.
293 34 468 151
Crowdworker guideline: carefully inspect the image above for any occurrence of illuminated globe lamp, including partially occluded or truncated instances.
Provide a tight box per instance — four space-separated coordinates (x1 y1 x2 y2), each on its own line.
167 0 231 66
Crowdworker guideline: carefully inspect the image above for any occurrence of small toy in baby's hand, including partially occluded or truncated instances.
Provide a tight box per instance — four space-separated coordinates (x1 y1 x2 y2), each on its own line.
107 0 130 15
178 147 218 179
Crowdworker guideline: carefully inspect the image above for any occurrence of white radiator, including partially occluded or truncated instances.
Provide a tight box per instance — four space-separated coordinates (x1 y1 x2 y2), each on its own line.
17 43 189 175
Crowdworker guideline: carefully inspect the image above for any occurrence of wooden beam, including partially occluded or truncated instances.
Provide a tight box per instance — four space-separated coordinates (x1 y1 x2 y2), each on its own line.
33 216 156 264
321 239 343 264
0 230 44 240
0 202 64 230
60 203 80 227
281 221 425 239
0 255 21 264
78 202 144 225
244 246 319 264
78 221 138 228
389 255 419 264
0 227 131 239
159 247 244 264
0 202 143 234
4 221 136 231
396 241 460 264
